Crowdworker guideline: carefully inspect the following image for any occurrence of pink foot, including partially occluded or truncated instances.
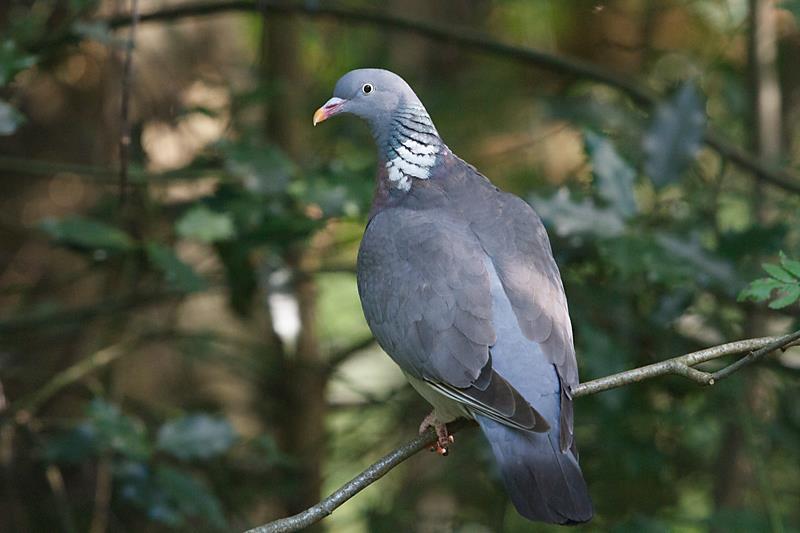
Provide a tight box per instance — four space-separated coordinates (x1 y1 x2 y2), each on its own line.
419 411 455 456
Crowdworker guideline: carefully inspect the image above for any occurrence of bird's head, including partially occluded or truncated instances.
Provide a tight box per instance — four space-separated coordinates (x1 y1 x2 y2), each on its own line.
313 68 423 135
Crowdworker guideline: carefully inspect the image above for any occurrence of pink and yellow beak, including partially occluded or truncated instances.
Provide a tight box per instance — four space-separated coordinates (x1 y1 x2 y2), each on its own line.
313 97 346 126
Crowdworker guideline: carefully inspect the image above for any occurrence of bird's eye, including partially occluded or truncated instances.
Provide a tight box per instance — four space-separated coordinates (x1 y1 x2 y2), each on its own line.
362 83 374 94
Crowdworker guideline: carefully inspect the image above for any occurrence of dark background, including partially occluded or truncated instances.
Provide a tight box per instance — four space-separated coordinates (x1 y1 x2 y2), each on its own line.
1 1 800 531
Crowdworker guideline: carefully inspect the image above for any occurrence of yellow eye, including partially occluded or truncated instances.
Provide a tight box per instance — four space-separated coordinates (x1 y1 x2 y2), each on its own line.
362 83 374 94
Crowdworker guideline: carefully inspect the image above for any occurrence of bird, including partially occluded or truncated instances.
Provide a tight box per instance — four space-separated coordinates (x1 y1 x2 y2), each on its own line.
313 68 593 525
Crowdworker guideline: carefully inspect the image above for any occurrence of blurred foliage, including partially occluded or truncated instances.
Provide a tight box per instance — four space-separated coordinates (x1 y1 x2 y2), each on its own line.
1 0 799 532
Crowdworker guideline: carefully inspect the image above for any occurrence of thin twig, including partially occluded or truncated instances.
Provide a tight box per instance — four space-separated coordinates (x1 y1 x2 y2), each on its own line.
248 330 800 533
4 330 177 419
93 0 800 194
118 0 141 205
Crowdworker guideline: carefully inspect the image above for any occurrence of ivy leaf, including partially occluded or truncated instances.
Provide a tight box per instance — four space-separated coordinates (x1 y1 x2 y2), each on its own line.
40 216 134 252
779 251 800 279
643 82 705 187
769 285 800 309
762 263 796 283
145 242 206 293
584 130 637 218
156 414 236 460
176 206 235 243
0 99 24 135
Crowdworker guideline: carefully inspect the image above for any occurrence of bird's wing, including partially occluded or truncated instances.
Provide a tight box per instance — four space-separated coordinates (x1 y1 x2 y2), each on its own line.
467 185 579 450
357 207 548 432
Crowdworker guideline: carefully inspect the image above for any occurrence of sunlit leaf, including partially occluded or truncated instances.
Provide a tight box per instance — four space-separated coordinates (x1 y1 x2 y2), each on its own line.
145 242 207 292
779 251 800 279
584 130 637 217
762 262 796 283
40 215 135 252
643 82 705 187
176 205 235 243
157 414 236 460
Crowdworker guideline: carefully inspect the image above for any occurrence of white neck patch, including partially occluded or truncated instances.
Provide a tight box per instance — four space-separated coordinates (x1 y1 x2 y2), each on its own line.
385 134 440 191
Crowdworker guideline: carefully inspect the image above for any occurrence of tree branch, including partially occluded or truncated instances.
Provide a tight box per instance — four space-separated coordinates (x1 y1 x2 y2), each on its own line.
246 330 800 533
93 0 800 195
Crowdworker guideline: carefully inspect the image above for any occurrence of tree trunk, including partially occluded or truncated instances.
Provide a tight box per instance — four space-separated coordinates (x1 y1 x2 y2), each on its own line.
260 13 326 528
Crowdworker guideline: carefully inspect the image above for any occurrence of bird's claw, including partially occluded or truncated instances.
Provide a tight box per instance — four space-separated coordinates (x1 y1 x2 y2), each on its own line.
420 412 454 457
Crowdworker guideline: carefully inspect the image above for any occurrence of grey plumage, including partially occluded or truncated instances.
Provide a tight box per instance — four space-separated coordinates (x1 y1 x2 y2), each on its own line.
315 68 593 524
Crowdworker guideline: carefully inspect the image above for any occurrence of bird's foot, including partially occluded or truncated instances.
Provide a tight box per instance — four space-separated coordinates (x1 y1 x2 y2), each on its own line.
419 412 455 456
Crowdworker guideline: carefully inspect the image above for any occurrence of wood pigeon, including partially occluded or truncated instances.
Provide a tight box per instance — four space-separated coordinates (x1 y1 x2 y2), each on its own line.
314 68 593 525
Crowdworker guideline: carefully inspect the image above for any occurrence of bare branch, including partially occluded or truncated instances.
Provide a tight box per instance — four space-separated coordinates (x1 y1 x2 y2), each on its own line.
94 0 800 195
248 330 800 533
572 330 800 397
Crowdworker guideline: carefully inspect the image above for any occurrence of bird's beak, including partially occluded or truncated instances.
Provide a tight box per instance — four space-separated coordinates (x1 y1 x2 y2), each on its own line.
313 97 346 126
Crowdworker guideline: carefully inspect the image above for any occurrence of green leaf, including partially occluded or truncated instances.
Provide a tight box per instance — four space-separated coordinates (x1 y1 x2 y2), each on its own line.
643 82 705 187
156 414 236 460
116 462 226 529
584 130 637 217
145 242 206 292
779 251 800 279
154 466 226 528
176 206 235 243
762 262 796 283
40 216 134 252
0 99 24 135
768 285 800 309
45 399 150 463
737 277 784 302
86 399 150 460
0 39 37 87
781 0 800 20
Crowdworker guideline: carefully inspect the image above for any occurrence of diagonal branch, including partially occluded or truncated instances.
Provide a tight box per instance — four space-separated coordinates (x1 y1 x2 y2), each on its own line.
246 329 800 533
92 0 800 195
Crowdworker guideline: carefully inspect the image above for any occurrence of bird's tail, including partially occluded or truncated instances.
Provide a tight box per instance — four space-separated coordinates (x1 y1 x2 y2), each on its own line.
475 414 593 524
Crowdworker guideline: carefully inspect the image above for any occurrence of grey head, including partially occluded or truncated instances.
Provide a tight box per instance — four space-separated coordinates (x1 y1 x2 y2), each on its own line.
314 68 444 191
